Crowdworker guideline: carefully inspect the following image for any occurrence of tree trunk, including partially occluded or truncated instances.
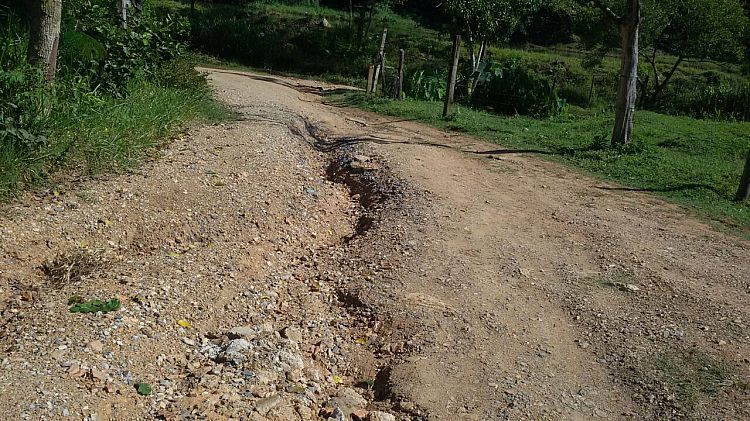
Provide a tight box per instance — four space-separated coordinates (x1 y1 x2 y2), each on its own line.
736 150 750 202
611 0 640 145
443 35 461 118
28 0 63 83
650 55 684 105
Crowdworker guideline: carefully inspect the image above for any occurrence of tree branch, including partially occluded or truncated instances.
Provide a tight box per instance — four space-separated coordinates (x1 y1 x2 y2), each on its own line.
589 0 623 24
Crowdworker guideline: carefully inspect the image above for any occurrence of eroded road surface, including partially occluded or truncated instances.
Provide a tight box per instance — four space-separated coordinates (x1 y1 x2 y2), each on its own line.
0 68 748 421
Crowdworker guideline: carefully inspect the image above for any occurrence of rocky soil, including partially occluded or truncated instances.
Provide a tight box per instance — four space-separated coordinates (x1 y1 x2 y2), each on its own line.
0 68 748 420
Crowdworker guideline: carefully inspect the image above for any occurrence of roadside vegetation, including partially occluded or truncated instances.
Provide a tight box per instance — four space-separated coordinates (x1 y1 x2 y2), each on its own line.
0 1 227 199
331 93 750 230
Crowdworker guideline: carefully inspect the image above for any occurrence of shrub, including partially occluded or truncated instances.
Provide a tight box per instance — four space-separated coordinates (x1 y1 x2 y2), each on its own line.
656 73 750 121
61 0 190 95
405 66 447 101
471 58 565 117
153 59 211 92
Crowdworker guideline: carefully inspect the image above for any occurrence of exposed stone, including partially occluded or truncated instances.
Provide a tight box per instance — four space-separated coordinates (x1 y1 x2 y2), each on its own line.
368 411 396 421
255 394 283 415
229 326 257 339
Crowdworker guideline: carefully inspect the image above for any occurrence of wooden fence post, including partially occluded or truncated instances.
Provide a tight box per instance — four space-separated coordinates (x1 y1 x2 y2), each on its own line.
372 28 387 96
366 65 375 93
396 49 405 99
380 48 387 95
736 150 750 202
443 34 461 118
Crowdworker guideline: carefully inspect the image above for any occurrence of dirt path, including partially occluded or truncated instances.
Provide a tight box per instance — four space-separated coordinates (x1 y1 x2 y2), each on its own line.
0 68 748 421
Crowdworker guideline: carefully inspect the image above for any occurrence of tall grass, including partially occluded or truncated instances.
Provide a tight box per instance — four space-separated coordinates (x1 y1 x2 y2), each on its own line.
0 1 228 199
0 71 227 198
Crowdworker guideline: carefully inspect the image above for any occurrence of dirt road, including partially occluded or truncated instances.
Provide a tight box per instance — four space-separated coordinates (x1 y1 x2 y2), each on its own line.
0 68 748 421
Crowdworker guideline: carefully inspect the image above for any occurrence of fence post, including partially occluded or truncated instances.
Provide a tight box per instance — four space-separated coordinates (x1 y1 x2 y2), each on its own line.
443 34 461 118
366 65 375 94
396 49 405 99
373 28 387 96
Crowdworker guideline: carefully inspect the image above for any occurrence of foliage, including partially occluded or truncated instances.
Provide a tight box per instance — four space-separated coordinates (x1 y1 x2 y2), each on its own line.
135 382 153 396
0 1 225 199
406 68 447 101
471 58 566 116
659 77 750 121
440 0 541 42
334 92 750 230
510 3 575 46
639 0 749 104
69 298 121 313
61 0 190 95
642 0 748 63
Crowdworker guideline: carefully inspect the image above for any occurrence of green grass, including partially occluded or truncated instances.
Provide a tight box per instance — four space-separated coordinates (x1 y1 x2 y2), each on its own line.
0 79 227 199
331 93 750 231
652 349 738 412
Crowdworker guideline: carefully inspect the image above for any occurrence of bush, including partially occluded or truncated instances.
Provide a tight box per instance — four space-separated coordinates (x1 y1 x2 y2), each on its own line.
405 66 446 101
153 59 211 92
471 58 565 117
0 1 224 198
656 73 750 121
61 0 190 95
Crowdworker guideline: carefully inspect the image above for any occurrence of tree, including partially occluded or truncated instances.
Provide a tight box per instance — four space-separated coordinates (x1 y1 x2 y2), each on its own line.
581 0 641 145
28 0 63 82
441 0 541 93
639 0 748 105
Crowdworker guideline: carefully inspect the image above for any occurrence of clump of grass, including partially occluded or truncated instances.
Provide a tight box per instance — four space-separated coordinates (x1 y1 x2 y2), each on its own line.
53 77 227 173
0 67 228 199
653 349 735 410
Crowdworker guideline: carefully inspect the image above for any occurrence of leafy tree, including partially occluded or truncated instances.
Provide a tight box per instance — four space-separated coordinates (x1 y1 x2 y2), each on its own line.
440 0 540 91
640 0 748 104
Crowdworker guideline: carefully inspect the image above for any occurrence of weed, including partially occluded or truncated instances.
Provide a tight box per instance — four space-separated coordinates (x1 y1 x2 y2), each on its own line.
69 298 121 313
41 248 108 287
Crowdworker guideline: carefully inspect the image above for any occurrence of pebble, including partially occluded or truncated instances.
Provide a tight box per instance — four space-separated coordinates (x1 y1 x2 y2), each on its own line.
368 411 396 421
228 326 256 339
254 394 282 415
87 340 104 353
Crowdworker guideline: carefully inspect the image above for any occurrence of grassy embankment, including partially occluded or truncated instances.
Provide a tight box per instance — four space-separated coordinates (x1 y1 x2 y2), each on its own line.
0 3 229 199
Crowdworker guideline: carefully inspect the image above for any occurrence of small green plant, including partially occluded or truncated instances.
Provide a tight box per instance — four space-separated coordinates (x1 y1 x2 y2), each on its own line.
135 382 152 396
69 298 121 313
407 69 447 101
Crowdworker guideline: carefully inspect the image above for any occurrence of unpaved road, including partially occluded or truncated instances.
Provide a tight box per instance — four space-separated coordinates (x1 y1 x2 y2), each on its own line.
0 68 748 421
